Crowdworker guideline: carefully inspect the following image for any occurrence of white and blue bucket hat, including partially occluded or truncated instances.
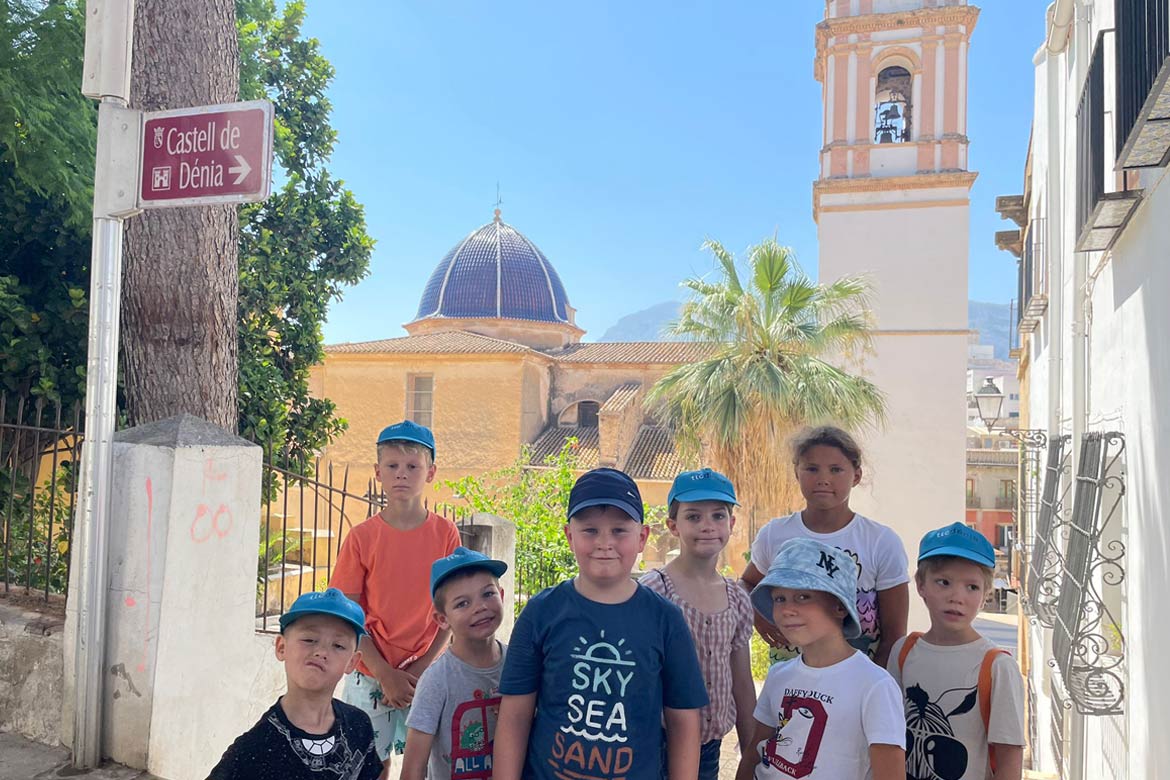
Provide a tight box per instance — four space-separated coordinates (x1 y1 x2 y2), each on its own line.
750 538 862 639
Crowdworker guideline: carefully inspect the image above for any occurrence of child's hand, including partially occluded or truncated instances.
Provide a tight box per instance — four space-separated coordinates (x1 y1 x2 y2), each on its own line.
378 668 418 709
753 611 789 648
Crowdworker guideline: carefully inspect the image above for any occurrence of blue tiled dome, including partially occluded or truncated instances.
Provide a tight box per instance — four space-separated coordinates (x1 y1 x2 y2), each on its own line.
415 213 572 324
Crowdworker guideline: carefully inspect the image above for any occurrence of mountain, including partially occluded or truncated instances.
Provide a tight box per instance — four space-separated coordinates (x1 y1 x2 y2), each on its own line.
599 301 685 342
599 299 1015 358
968 301 1013 360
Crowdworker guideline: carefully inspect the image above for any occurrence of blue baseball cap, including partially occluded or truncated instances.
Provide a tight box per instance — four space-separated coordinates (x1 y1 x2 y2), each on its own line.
431 546 508 598
376 420 436 461
750 538 861 639
567 468 644 523
668 468 738 506
279 588 367 640
918 522 996 568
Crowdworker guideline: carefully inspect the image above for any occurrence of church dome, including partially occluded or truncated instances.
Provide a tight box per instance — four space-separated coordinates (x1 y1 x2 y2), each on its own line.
413 211 573 325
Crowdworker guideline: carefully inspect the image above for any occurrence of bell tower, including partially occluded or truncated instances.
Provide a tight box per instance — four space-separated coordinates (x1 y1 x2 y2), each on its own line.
814 0 979 593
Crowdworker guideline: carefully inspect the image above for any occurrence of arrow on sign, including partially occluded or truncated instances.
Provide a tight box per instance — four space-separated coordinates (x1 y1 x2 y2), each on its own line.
228 155 251 185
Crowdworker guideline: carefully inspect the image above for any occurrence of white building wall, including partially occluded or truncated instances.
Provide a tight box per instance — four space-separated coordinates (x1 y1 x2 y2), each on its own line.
818 203 969 329
1017 1 1170 776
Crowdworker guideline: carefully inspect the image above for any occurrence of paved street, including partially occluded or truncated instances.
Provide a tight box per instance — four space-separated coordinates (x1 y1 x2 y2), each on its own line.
0 732 160 780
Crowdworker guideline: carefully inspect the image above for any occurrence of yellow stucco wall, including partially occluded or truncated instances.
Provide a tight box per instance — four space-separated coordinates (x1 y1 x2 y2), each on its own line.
315 353 531 474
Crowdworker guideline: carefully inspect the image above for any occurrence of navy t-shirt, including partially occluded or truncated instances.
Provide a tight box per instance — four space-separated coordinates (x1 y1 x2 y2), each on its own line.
500 580 708 780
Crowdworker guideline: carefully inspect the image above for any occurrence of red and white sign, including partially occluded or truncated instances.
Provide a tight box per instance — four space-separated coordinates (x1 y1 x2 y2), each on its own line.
139 99 273 207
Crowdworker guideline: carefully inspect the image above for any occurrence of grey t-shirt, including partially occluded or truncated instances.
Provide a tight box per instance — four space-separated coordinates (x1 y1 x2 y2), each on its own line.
406 642 507 780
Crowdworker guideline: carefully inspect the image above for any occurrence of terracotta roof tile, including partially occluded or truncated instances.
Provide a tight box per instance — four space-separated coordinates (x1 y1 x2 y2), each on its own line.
325 331 533 355
624 426 686 481
600 382 641 413
544 342 716 364
528 425 599 469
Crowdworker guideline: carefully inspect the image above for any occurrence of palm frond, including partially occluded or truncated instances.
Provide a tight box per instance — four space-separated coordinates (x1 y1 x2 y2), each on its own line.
648 236 886 516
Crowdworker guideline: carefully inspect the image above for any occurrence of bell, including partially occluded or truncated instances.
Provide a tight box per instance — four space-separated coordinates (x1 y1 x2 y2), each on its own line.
886 104 901 119
878 130 894 144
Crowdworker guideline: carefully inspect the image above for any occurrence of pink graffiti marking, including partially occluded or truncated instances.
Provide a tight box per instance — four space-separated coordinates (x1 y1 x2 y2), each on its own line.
190 459 235 544
138 477 154 673
189 502 235 543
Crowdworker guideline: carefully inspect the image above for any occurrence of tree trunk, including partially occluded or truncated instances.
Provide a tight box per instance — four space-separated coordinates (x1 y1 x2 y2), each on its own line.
122 0 240 431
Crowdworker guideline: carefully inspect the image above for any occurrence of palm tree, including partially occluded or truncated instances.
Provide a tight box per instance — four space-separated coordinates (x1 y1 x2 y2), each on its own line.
647 238 886 534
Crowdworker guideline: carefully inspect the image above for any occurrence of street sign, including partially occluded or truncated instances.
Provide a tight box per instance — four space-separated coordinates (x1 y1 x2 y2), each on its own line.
139 99 273 208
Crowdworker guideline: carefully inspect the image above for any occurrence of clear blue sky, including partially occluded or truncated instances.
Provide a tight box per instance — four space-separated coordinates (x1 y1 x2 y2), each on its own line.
306 1 1049 345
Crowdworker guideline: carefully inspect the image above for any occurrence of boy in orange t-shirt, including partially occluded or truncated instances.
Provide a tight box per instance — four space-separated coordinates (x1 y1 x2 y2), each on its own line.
330 420 461 776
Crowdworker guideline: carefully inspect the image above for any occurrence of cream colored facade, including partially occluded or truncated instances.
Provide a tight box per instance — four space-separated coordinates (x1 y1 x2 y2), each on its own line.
815 0 975 630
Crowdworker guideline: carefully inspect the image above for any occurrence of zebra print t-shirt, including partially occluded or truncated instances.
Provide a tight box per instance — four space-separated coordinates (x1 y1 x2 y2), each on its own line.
887 635 1024 780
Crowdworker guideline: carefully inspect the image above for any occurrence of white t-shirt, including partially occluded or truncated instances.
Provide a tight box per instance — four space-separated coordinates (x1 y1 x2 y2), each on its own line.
750 512 909 658
752 651 904 780
887 635 1025 780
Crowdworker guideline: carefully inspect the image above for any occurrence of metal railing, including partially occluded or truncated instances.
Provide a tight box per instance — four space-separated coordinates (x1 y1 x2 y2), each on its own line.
1052 431 1127 716
255 447 474 631
0 394 84 603
1116 0 1170 167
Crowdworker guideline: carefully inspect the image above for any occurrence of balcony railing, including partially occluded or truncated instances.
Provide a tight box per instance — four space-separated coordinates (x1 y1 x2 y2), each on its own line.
1077 31 1143 252
966 494 981 509
995 495 1017 510
1116 0 1170 168
1051 431 1126 716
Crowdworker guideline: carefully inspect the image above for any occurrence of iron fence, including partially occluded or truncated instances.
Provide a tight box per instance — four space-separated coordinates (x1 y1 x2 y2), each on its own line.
1116 0 1170 167
254 446 474 631
0 394 83 603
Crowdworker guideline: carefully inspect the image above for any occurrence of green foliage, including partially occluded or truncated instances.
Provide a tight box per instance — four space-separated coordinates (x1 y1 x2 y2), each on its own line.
443 442 670 607
236 0 374 470
1 461 76 595
647 238 886 516
2 0 371 455
444 442 581 606
256 527 302 601
0 0 91 404
749 631 772 682
0 0 95 227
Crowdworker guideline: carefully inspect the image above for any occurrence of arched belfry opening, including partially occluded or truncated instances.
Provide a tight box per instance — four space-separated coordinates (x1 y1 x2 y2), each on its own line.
874 65 913 144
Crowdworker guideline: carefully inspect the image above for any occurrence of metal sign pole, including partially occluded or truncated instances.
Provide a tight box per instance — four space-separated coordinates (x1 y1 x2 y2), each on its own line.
74 0 138 768
71 206 125 768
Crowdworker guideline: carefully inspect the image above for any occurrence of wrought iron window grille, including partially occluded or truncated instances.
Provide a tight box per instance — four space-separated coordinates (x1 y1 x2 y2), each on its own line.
1024 435 1073 627
1051 431 1127 716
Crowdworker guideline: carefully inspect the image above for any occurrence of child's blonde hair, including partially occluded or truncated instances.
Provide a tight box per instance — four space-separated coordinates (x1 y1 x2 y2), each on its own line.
376 439 434 467
791 425 863 470
915 555 995 592
667 499 735 520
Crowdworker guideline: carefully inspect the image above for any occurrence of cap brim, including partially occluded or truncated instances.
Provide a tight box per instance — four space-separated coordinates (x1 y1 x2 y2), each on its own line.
669 488 738 506
919 546 995 568
431 559 509 597
567 497 643 523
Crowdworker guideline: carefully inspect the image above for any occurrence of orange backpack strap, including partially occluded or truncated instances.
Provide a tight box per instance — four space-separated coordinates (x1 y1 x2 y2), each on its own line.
979 648 1010 775
897 632 924 673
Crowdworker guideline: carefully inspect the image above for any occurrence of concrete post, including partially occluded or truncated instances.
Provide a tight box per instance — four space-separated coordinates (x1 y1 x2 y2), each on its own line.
457 513 517 639
63 415 266 778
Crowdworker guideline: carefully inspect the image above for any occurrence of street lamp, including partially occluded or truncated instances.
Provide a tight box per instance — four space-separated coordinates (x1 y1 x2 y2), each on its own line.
974 376 1047 449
